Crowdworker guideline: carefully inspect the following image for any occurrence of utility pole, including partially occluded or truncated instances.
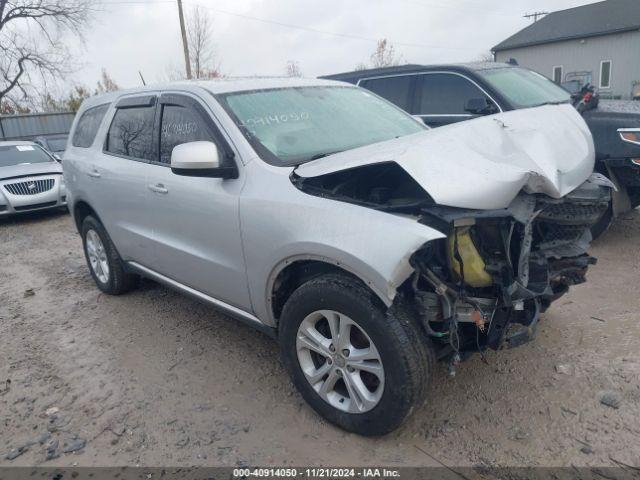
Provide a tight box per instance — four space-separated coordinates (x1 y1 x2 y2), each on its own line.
524 11 549 22
177 0 192 79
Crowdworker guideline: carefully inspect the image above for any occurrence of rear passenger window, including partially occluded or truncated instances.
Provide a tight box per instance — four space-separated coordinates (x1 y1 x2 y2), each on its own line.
159 105 215 164
416 73 492 115
360 75 413 111
105 106 155 160
72 104 109 148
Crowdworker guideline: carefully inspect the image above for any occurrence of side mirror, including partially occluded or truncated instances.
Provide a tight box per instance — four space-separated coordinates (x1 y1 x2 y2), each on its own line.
464 98 499 115
170 141 237 178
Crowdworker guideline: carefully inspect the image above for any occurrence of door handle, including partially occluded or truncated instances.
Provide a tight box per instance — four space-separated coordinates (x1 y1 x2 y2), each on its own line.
148 183 168 194
87 169 101 178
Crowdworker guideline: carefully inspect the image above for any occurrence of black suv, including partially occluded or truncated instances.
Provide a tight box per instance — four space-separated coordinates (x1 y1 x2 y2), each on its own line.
323 63 640 236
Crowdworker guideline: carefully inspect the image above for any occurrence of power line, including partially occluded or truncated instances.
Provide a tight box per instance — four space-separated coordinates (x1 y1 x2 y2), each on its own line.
523 11 549 22
96 0 483 51
99 0 519 16
185 1 480 51
398 0 520 18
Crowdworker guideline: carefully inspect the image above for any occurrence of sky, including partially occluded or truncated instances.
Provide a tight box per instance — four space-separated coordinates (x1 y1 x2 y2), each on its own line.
66 0 600 90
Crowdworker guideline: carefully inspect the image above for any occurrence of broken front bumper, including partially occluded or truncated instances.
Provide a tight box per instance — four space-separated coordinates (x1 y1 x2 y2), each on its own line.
410 173 613 356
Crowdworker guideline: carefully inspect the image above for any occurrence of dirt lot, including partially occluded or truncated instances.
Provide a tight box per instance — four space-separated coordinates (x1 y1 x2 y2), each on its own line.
1 209 639 468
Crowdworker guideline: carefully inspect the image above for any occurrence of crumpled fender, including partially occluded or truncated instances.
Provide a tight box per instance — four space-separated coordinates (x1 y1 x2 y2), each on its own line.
239 162 445 326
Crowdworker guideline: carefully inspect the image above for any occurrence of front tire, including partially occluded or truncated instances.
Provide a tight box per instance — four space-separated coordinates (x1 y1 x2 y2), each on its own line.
590 202 613 240
278 274 432 436
81 215 137 295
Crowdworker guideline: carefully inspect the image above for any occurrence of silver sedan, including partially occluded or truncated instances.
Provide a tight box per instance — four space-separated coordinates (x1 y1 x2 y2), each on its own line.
0 141 67 217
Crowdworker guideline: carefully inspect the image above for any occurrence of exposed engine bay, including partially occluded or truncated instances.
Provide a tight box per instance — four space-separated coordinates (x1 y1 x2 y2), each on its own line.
293 164 614 371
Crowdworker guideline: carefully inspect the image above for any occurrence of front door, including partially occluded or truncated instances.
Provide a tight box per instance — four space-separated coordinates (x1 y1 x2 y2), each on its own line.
413 72 498 128
145 93 251 310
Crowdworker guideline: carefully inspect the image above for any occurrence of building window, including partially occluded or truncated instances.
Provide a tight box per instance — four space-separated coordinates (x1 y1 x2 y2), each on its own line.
600 60 612 89
552 66 563 85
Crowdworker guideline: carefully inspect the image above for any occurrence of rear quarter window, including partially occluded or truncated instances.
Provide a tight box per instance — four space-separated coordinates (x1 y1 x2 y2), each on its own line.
72 104 109 148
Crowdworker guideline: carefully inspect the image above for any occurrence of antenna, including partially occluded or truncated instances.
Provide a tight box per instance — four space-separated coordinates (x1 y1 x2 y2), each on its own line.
138 71 146 86
524 11 549 22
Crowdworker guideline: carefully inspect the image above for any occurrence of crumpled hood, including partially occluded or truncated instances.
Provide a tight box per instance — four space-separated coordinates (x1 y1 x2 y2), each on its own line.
0 161 62 181
295 104 595 210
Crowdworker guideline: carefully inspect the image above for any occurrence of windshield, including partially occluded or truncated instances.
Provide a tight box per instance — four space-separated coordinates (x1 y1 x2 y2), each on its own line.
218 86 425 165
561 80 582 94
46 137 68 152
477 67 571 108
0 144 55 168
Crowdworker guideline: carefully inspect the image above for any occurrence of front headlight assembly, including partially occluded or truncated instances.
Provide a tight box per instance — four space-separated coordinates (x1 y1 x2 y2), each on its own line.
618 128 640 146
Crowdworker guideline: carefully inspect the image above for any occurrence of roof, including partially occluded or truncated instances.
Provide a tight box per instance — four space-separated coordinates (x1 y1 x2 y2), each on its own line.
0 140 37 147
322 64 424 82
81 77 347 110
493 0 640 52
33 133 68 140
321 62 511 83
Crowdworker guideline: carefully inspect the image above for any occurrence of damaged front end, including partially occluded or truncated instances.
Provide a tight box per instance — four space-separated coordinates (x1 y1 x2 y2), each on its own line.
293 165 613 367
409 173 612 369
292 104 611 370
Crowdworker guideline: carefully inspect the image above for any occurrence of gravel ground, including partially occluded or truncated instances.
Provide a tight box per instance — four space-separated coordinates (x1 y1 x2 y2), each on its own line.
0 209 639 468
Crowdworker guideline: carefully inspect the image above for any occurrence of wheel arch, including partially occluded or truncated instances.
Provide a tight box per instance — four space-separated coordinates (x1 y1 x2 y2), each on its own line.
72 199 102 233
267 255 396 325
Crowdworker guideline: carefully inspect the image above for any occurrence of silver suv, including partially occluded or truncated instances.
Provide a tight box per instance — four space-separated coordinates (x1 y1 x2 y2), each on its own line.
64 78 611 435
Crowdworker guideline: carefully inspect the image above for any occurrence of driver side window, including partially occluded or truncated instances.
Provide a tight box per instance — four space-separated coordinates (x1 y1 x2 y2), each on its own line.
159 104 217 164
416 73 496 115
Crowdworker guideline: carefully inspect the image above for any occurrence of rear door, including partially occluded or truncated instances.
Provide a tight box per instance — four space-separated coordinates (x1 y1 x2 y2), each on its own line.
92 94 157 265
144 93 251 309
413 72 499 127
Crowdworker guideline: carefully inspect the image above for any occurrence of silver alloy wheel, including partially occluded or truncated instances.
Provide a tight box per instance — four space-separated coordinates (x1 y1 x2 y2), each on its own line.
85 229 110 284
296 310 385 413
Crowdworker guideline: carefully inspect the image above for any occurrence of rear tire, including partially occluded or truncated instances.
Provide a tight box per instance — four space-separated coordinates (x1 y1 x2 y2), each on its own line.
81 215 137 295
278 273 432 436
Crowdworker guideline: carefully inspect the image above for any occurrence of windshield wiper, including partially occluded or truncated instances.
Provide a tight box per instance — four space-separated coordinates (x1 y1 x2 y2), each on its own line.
532 100 570 107
308 150 344 161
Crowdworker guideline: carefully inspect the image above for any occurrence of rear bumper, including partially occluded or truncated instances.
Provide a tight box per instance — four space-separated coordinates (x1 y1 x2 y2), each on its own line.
0 174 67 216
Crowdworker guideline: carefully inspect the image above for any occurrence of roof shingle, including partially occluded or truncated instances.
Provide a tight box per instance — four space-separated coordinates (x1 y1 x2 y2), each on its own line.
493 0 640 52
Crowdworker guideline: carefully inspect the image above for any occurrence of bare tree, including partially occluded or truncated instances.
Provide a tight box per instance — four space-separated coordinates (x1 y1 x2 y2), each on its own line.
116 114 153 158
476 51 495 63
41 86 89 112
186 5 221 79
0 0 93 110
95 68 119 94
37 68 118 112
370 39 402 68
285 60 302 78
